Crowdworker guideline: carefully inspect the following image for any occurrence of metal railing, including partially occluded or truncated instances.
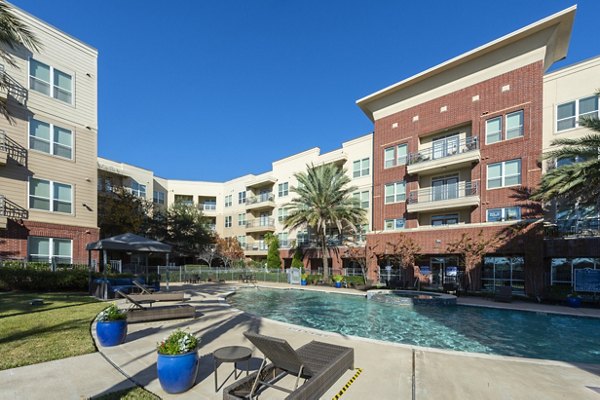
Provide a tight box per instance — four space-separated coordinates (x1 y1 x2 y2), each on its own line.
245 243 268 251
0 130 27 165
156 265 289 283
550 217 600 237
246 218 275 228
0 194 29 219
0 64 28 104
408 181 479 204
246 193 275 205
407 136 479 165
202 203 216 211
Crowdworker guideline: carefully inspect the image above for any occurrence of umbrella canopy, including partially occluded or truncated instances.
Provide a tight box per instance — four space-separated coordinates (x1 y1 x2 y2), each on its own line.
86 233 171 253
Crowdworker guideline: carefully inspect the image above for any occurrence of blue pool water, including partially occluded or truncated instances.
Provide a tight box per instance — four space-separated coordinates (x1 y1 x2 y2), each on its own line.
227 288 600 364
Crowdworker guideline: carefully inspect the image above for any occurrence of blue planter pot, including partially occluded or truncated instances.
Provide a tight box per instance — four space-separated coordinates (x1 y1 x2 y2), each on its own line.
301 280 307 286
96 320 127 347
157 351 199 394
153 282 160 292
335 281 342 288
567 296 582 308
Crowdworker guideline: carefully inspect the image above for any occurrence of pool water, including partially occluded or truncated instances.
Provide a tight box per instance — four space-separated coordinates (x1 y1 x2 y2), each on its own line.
227 288 600 364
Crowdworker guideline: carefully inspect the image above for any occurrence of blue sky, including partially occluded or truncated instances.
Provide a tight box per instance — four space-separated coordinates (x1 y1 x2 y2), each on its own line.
10 0 600 181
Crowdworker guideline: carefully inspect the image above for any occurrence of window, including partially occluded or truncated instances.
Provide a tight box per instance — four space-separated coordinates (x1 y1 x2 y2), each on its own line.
225 216 232 228
557 96 599 132
550 258 600 287
29 178 72 213
353 158 370 178
277 208 288 222
203 199 216 210
29 59 73 103
238 213 246 226
431 214 458 226
153 191 165 205
482 256 525 293
487 207 521 222
487 159 521 189
486 110 524 144
238 191 246 204
278 232 289 247
28 237 72 264
384 182 406 204
384 218 405 231
237 235 246 248
297 231 309 245
384 144 407 168
130 181 146 198
174 195 193 206
224 195 232 207
29 119 73 159
278 182 289 197
353 191 369 209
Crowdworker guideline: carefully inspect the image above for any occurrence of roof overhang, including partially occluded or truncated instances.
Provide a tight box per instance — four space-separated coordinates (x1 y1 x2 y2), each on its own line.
356 6 576 122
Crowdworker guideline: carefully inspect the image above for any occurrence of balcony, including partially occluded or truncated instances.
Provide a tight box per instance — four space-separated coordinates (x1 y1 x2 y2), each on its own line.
245 218 276 233
545 217 600 238
246 175 277 190
0 195 29 229
246 193 276 211
0 64 28 105
0 130 27 166
244 243 268 256
407 181 479 213
202 203 217 214
407 137 479 175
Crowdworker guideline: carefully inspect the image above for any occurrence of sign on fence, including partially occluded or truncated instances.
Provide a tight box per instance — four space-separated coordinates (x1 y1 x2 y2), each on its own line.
574 268 600 293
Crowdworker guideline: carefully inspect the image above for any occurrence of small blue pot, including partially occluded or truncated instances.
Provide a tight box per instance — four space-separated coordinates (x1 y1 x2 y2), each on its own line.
96 320 127 347
301 279 307 286
567 296 582 308
157 350 199 393
335 281 342 288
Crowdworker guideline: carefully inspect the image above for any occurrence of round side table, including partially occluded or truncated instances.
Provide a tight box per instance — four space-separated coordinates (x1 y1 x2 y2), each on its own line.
213 345 252 392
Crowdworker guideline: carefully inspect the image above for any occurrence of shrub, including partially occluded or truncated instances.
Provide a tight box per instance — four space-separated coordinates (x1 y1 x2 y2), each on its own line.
97 304 127 321
0 267 89 291
343 276 365 286
157 329 199 355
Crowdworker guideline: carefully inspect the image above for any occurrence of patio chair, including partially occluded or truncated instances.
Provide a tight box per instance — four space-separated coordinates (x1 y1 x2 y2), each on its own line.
115 290 196 323
494 286 512 303
223 331 354 400
128 281 187 303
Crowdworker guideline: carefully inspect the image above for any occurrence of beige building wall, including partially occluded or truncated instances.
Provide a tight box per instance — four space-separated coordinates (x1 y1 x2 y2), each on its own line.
0 6 98 229
97 157 154 203
542 55 600 171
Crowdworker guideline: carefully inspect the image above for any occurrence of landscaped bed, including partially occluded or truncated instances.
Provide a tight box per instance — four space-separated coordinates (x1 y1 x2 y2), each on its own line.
0 292 107 370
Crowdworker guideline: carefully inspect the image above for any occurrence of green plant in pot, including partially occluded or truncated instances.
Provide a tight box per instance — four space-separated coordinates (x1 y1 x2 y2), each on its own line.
332 274 344 288
96 303 127 347
301 273 308 286
157 329 200 393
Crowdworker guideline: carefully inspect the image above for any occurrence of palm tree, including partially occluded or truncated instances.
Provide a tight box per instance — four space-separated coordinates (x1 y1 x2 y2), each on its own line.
283 163 367 281
0 0 42 120
531 116 600 207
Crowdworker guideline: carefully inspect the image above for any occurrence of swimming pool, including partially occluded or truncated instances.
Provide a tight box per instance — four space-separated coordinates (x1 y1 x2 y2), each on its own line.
227 288 600 364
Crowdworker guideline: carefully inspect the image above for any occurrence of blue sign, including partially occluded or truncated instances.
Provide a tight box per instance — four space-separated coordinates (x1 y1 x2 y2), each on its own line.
574 269 600 293
420 266 431 275
445 266 458 277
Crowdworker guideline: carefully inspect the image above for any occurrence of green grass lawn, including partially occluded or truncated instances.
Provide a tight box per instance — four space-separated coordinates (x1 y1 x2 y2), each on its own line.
0 292 108 370
92 387 161 400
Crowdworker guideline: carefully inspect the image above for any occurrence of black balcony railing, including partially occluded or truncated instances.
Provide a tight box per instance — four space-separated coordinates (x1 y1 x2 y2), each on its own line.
246 218 275 229
246 193 275 205
0 195 28 219
408 136 479 166
549 217 600 237
408 181 479 204
0 130 27 165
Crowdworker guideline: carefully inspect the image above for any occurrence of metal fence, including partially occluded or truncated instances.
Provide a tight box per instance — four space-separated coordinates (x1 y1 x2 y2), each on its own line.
148 265 290 283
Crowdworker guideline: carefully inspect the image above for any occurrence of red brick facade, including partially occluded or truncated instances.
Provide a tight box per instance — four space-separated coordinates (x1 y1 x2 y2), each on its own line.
0 219 100 264
367 62 546 294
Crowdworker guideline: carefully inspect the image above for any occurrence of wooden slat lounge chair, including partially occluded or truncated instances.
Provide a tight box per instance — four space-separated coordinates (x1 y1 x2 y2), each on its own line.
223 331 354 400
128 281 187 303
494 286 512 303
115 290 196 323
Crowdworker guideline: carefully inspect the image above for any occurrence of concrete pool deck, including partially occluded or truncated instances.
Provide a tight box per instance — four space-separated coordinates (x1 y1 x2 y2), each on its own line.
3 282 600 399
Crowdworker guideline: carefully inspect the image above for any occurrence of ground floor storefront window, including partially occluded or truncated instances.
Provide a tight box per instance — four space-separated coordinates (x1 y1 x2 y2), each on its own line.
481 256 524 293
551 257 600 288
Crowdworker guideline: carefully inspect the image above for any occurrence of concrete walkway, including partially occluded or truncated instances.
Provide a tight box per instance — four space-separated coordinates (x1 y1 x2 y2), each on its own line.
3 283 600 399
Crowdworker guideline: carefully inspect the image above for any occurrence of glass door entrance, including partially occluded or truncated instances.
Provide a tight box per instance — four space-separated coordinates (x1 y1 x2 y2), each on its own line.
429 256 461 288
431 176 459 201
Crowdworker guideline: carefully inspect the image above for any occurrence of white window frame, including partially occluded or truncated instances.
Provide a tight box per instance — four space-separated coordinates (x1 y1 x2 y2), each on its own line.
225 216 232 228
28 118 74 160
556 95 599 133
153 190 165 205
238 213 246 226
384 144 407 169
238 191 246 204
28 236 73 264
224 195 232 207
278 182 289 197
130 181 146 198
384 218 405 231
277 207 288 222
486 110 524 144
384 182 406 204
486 207 521 222
237 235 246 248
29 59 73 105
353 158 370 178
29 177 73 214
487 159 521 189
353 191 369 209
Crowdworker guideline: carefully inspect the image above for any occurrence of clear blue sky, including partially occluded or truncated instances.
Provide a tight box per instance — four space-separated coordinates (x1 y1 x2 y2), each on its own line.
10 0 600 181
